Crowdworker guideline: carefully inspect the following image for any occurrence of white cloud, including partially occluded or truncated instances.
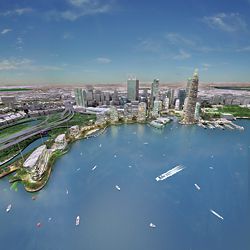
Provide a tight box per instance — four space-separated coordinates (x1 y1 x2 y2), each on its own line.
0 58 32 71
69 0 91 7
96 57 111 64
165 33 195 47
236 46 250 52
0 57 62 71
203 13 247 32
136 38 161 52
1 29 12 35
173 49 191 60
47 0 112 21
0 8 33 17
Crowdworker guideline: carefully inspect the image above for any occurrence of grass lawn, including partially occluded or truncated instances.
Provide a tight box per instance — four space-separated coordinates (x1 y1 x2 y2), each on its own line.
217 105 250 117
0 123 31 140
0 88 32 92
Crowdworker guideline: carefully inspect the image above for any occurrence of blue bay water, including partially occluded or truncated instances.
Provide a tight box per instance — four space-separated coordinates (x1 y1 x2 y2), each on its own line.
0 120 249 250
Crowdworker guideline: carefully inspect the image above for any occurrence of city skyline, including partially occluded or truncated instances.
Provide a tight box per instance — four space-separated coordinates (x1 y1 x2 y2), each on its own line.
1 0 250 85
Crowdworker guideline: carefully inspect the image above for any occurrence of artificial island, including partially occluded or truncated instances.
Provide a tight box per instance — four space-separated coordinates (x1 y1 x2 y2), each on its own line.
0 70 250 192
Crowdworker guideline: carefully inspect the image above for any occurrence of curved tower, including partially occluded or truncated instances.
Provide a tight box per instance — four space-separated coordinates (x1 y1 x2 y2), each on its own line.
181 69 199 124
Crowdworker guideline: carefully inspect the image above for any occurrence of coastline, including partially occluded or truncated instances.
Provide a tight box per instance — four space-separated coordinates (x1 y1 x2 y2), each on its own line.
3 113 249 193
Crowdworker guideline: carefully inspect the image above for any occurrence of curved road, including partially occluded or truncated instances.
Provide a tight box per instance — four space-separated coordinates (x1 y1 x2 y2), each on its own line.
0 110 74 151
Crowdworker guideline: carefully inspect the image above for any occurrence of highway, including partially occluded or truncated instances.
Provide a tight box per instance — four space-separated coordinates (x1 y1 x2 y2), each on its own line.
0 110 74 152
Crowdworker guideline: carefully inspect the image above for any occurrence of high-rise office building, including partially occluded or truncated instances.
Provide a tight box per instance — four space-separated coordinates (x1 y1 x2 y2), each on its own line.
181 70 199 124
150 79 159 108
127 78 139 101
178 89 186 109
194 102 201 120
74 88 86 107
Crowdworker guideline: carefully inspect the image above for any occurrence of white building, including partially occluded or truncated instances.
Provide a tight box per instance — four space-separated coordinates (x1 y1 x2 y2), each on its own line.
23 145 50 181
52 134 67 151
152 100 162 118
69 125 80 137
175 99 180 110
137 102 147 122
109 106 119 123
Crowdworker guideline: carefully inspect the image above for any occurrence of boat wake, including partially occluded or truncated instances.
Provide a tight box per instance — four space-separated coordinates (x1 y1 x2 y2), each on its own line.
155 165 185 181
210 209 224 220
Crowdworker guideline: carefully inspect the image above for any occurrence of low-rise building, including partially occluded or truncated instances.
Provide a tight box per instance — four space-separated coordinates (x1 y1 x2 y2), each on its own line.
23 145 50 181
52 134 67 151
69 125 80 137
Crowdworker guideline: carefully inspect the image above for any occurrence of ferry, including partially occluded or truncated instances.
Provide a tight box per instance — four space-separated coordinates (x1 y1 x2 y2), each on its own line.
149 120 164 129
149 223 156 228
155 165 185 181
115 185 121 191
6 204 11 212
76 216 80 226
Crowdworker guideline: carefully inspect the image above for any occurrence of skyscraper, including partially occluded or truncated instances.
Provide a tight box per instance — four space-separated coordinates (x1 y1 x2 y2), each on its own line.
127 78 139 101
74 88 86 107
150 79 159 108
181 70 199 124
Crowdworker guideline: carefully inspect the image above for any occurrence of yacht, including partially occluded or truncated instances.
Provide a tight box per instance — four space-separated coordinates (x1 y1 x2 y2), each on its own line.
76 216 80 226
149 223 156 228
115 185 121 191
6 204 11 212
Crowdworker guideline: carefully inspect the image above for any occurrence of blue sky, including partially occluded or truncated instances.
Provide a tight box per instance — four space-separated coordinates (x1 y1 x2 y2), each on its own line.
0 0 250 85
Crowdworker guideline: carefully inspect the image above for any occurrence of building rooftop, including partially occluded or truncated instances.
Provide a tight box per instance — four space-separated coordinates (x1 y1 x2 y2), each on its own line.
23 145 47 169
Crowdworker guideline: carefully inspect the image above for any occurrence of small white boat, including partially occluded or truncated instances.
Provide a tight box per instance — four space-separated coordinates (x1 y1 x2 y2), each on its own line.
143 142 149 145
92 165 97 171
66 189 69 195
115 185 121 191
114 154 117 158
194 183 201 190
48 217 52 222
6 204 11 212
149 223 156 228
76 168 80 171
76 216 80 226
99 144 102 147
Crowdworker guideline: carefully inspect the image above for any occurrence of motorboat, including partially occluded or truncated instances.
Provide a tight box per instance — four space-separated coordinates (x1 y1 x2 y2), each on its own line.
92 165 97 171
76 216 80 226
194 183 201 190
149 223 156 228
155 165 185 181
115 185 121 191
6 204 11 212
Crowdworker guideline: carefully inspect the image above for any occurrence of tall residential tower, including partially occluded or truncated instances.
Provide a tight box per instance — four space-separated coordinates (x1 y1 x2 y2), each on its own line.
181 70 199 124
127 78 139 101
